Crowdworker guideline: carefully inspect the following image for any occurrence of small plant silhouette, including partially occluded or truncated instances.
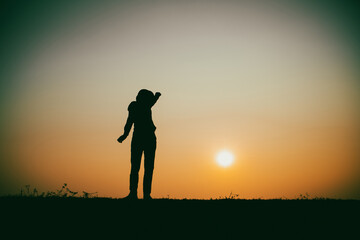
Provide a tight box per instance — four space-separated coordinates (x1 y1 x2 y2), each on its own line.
297 193 310 200
82 191 98 198
217 192 240 200
20 185 39 197
19 183 97 198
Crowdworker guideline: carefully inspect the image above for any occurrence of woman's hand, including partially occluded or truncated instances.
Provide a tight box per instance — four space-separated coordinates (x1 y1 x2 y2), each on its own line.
117 135 127 143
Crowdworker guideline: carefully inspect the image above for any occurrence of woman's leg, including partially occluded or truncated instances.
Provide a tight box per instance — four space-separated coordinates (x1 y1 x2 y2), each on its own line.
129 137 143 196
143 135 157 198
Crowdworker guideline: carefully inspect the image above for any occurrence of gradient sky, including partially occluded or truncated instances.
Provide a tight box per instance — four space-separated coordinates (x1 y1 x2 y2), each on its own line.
0 0 359 199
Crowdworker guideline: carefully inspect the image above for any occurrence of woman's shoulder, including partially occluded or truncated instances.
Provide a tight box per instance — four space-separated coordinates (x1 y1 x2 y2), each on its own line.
128 101 137 111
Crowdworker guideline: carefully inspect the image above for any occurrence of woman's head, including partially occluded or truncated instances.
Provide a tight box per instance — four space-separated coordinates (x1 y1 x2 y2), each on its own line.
136 89 154 106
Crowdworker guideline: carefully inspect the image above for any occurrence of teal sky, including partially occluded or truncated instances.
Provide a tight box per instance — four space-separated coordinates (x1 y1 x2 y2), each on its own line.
0 0 359 199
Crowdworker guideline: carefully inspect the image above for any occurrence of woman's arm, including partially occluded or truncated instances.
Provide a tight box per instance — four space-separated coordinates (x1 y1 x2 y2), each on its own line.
117 102 135 143
150 92 161 108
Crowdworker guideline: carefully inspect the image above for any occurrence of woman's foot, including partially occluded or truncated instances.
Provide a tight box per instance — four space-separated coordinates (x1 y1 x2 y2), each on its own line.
143 195 152 200
123 192 138 200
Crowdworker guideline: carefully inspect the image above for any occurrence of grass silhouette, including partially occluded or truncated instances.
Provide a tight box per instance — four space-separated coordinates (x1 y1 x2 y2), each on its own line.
4 183 345 201
1 184 358 238
18 183 98 198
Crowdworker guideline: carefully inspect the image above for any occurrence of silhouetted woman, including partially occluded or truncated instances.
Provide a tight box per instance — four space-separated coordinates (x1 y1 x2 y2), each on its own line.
117 89 161 200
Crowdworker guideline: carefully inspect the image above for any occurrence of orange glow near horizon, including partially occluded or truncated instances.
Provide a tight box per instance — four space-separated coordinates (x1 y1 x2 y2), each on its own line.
2 1 359 199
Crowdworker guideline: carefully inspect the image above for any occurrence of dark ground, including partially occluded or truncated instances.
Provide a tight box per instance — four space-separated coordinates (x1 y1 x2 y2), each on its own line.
1 197 359 238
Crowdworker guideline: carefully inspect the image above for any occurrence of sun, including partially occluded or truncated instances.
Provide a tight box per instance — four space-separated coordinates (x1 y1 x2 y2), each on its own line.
216 150 234 167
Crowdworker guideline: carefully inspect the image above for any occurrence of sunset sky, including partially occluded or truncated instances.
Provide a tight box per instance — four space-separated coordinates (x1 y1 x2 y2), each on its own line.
0 0 359 199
